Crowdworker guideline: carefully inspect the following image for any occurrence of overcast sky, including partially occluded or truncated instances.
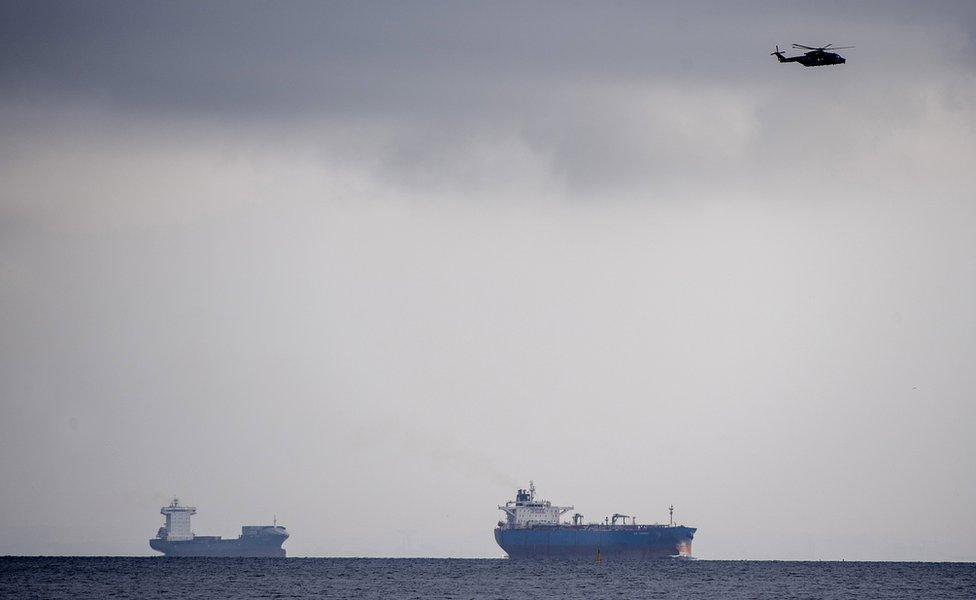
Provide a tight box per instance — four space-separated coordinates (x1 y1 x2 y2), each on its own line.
1 1 974 560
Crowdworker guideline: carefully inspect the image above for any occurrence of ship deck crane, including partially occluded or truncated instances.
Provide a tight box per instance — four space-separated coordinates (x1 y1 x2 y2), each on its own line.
611 513 633 526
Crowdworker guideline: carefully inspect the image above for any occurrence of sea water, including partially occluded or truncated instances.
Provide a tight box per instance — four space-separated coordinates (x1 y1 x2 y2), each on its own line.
2 557 973 599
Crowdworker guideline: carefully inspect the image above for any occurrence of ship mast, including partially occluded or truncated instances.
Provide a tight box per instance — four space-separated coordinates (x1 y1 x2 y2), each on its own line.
669 504 674 526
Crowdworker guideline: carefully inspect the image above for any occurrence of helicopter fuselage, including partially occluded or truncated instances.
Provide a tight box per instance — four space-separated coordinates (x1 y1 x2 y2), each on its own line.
773 50 846 67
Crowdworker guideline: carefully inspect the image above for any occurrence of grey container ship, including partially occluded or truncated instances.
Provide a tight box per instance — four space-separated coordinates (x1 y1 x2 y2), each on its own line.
495 482 696 559
149 498 289 557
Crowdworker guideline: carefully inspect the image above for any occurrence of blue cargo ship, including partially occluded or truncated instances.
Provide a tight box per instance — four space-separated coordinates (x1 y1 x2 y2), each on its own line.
494 483 696 559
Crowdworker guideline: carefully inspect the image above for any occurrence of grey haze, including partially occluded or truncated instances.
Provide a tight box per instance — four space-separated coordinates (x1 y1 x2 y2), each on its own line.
1 1 974 559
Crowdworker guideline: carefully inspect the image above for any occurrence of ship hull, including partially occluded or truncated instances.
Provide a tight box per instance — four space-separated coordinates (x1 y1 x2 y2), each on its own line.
150 535 287 557
494 525 695 559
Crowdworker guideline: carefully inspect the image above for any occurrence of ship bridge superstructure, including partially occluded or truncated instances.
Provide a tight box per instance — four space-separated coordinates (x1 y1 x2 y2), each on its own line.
498 482 573 529
158 498 196 541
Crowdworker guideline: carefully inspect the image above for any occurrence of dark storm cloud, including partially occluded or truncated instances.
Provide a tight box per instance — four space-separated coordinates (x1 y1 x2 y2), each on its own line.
3 1 973 118
2 1 971 201
3 1 975 195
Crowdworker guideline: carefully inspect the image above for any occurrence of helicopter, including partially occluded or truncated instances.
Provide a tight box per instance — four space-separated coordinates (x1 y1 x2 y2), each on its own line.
771 43 853 67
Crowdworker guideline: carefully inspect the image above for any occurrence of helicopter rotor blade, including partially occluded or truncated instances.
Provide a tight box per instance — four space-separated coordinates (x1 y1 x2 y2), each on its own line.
792 44 818 50
829 46 855 50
